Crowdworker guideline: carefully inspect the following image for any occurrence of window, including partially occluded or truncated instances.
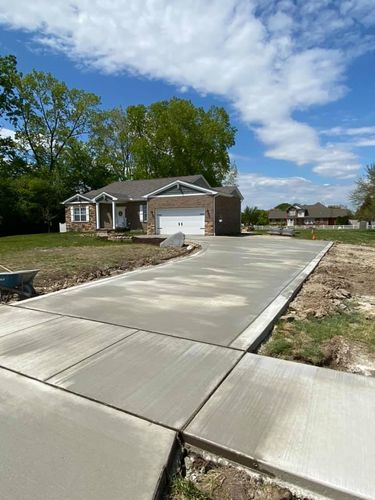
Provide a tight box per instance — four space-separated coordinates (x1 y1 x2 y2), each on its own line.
139 204 148 222
72 206 89 222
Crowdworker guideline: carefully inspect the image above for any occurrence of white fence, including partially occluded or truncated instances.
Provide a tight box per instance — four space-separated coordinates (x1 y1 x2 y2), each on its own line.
253 224 375 231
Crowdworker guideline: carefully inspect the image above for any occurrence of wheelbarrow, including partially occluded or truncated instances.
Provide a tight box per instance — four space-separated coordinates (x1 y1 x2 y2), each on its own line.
0 265 39 299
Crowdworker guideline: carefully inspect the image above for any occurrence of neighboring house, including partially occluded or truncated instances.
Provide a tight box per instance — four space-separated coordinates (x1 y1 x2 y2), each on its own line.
62 175 243 236
268 203 350 227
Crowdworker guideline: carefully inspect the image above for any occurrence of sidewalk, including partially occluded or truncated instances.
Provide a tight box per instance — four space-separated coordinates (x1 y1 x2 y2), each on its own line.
185 354 375 500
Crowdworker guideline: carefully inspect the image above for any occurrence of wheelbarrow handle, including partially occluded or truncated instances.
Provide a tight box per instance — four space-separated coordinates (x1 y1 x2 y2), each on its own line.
0 264 12 272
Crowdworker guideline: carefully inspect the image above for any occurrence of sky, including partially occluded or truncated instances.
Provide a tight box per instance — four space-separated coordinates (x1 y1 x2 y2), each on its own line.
0 0 375 209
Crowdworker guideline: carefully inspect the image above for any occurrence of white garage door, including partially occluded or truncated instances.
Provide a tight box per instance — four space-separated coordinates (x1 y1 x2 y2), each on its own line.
156 208 205 235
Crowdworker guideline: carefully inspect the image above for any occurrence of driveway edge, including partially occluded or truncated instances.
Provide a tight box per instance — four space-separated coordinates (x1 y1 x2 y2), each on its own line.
230 241 334 351
12 240 208 307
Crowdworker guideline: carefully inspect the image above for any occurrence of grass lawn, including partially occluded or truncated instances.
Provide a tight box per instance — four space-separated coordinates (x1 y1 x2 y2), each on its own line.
255 229 375 246
169 476 208 500
0 232 188 295
261 311 375 366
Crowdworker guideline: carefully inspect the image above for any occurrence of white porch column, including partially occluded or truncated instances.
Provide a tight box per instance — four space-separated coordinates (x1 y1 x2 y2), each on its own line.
112 201 116 229
95 203 100 230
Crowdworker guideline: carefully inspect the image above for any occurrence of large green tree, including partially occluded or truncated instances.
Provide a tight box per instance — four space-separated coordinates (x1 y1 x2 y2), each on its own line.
10 70 100 173
351 164 375 220
90 98 236 186
89 107 136 181
0 55 102 234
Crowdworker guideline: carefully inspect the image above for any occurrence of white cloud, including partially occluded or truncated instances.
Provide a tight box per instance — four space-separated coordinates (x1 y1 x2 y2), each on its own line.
322 126 375 136
238 172 353 208
0 1 373 178
229 152 253 162
320 125 375 150
0 127 15 140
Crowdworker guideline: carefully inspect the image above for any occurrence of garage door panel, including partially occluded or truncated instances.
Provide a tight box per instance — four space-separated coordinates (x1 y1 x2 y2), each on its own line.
156 208 205 235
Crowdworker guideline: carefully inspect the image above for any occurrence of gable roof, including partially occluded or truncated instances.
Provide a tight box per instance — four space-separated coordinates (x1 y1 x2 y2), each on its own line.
268 208 287 219
213 186 243 199
84 175 208 202
303 203 349 218
144 179 218 198
63 174 243 204
269 203 349 219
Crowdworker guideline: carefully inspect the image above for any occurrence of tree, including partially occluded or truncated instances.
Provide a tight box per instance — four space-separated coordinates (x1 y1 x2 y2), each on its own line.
89 107 136 181
0 55 20 167
0 55 19 120
222 162 238 186
59 139 113 194
351 164 375 220
274 202 290 210
90 98 236 185
11 70 100 173
241 206 269 225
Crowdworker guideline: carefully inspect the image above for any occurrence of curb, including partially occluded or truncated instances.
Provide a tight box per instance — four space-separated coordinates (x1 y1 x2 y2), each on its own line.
230 241 334 351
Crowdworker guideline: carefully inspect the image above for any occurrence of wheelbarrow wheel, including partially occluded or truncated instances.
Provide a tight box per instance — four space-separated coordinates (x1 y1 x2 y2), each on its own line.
22 284 37 298
0 289 13 302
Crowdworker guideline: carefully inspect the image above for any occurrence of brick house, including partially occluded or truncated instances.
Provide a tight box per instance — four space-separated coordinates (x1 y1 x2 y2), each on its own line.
62 175 243 236
268 203 350 227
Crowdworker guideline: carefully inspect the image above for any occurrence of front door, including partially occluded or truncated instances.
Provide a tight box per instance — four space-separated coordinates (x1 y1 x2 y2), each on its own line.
116 206 127 228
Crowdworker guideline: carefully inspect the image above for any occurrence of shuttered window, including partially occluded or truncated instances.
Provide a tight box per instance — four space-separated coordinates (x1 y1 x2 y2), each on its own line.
139 204 148 222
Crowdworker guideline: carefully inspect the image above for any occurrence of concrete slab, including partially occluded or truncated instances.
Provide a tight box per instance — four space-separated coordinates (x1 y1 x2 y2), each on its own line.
0 316 136 380
230 242 333 350
18 237 329 347
0 305 56 338
49 330 242 429
0 367 176 500
185 354 375 499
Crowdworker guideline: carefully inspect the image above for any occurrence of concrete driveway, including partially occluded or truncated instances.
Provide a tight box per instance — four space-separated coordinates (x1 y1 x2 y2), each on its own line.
19 235 328 347
2 235 373 499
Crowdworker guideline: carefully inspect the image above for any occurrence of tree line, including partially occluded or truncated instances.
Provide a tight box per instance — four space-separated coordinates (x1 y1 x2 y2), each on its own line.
0 55 236 235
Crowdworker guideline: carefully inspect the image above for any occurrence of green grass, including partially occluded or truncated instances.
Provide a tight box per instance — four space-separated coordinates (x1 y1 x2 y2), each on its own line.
262 311 375 366
168 477 209 500
0 232 185 293
255 229 375 246
0 232 128 255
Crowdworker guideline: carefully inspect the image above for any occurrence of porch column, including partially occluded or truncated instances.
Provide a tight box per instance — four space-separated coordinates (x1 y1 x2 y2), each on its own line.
95 203 100 230
112 201 116 229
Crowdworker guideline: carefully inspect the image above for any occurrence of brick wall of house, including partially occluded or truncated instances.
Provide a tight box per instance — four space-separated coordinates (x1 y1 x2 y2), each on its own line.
65 204 96 232
215 195 241 235
147 195 215 235
125 201 147 232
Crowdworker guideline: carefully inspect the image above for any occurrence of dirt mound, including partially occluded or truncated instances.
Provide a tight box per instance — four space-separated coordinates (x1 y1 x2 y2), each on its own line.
289 243 375 320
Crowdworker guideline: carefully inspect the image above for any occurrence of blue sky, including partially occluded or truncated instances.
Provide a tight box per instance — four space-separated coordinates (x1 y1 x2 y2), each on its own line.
0 1 375 208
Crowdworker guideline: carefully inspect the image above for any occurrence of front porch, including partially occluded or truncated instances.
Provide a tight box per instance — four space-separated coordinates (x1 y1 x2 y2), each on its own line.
94 193 147 232
95 201 127 230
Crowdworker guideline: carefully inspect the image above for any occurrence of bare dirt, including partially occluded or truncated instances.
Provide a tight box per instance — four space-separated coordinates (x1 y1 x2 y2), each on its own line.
286 243 375 320
261 243 375 376
168 451 310 500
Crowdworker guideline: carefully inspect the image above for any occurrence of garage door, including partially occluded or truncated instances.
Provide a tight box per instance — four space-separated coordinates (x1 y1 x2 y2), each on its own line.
156 208 205 235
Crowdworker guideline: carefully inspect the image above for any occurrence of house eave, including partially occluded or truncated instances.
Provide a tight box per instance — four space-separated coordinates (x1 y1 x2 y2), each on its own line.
143 180 218 198
62 194 93 205
92 191 119 202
